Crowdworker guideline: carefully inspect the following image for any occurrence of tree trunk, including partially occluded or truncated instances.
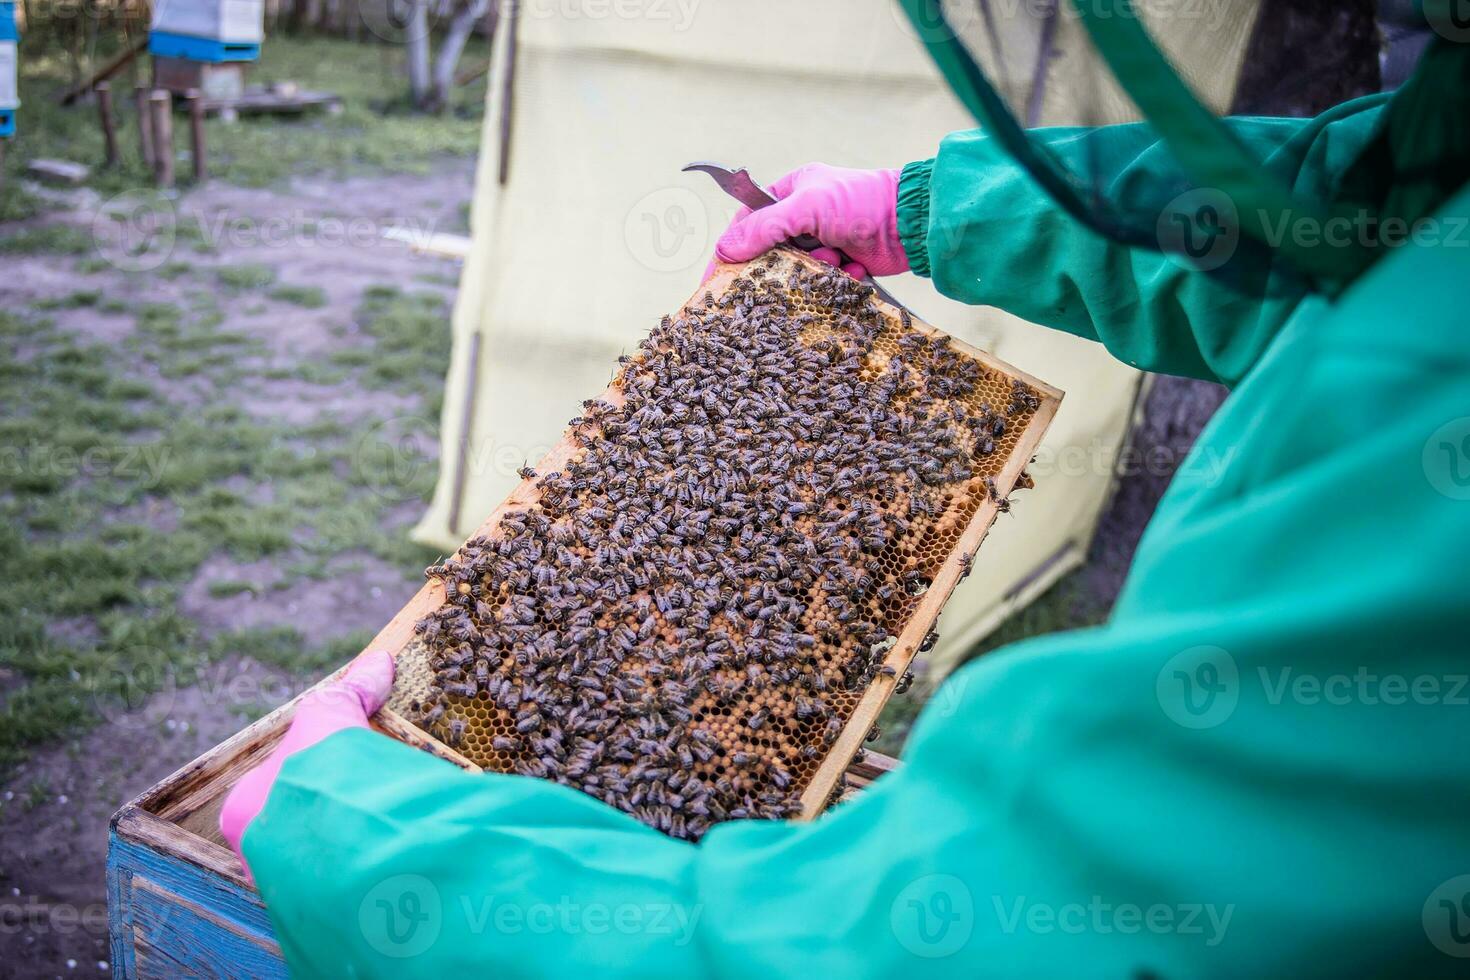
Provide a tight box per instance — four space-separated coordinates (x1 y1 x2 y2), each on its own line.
429 0 491 111
288 0 310 33
404 0 433 108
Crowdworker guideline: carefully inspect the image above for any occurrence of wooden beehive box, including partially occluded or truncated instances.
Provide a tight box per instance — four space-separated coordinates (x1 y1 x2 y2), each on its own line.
107 248 1060 974
105 677 898 978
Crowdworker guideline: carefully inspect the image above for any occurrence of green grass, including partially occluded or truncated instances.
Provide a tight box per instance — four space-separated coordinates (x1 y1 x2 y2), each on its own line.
0 224 93 255
0 31 487 218
219 626 376 675
350 286 452 409
0 25 475 776
0 289 446 773
23 778 53 812
216 263 278 292
207 580 263 598
35 290 102 310
0 183 46 222
269 284 329 308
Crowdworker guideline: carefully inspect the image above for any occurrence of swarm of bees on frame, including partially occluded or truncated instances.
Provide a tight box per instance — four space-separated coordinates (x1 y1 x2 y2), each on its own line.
407 253 1042 841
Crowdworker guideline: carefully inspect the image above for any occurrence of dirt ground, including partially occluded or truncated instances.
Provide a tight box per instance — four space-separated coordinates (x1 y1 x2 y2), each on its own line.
0 158 474 977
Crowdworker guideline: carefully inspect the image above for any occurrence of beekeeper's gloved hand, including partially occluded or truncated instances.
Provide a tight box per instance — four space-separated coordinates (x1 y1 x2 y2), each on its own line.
219 649 395 882
713 163 908 280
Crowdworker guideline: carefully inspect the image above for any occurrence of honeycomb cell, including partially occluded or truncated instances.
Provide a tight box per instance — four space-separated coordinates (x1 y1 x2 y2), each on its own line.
384 250 1050 841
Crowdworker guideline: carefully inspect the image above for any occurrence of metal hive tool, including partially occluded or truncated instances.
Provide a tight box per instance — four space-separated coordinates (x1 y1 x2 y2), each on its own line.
383 247 1062 838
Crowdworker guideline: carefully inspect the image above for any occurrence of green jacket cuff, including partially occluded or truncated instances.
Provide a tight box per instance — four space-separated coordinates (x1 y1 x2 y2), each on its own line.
897 158 935 279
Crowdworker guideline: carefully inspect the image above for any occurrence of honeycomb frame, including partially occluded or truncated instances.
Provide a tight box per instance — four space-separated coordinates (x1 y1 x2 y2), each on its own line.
361 247 1063 824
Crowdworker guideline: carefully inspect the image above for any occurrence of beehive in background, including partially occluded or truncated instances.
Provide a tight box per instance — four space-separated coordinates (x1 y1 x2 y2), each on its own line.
387 249 1061 838
0 1 19 139
149 0 263 62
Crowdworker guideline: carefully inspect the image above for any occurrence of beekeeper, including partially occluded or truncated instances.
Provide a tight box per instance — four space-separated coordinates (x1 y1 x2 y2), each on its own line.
220 2 1470 975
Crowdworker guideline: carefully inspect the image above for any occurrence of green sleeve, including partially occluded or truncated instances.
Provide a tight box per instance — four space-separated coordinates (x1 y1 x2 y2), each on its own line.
244 184 1470 980
897 97 1390 385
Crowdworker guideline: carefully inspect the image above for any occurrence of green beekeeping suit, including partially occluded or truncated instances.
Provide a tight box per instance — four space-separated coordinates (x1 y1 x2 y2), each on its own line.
243 29 1470 980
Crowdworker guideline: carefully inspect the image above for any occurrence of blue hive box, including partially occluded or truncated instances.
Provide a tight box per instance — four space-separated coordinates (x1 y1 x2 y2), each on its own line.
148 0 262 63
1 3 18 138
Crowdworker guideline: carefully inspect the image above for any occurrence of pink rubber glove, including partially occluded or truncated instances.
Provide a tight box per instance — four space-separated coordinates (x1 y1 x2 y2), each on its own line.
712 163 909 280
219 650 395 882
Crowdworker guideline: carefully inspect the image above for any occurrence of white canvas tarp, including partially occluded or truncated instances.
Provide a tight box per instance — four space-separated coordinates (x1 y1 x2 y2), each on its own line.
414 0 1260 677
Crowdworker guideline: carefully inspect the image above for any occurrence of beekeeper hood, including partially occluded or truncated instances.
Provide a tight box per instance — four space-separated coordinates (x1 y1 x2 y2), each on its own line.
897 0 1464 297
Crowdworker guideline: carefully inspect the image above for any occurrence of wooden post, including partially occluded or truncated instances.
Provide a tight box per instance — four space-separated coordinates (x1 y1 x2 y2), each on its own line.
149 90 174 188
186 89 207 183
134 84 155 168
96 81 120 168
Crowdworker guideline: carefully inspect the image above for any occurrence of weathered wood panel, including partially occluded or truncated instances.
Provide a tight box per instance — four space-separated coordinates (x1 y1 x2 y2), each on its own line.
108 809 283 978
131 877 286 979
